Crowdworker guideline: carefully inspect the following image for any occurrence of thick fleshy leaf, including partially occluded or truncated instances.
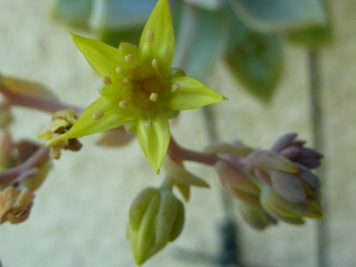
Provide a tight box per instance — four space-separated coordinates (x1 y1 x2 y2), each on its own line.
139 0 175 70
136 115 170 173
230 0 327 32
174 5 226 79
72 33 124 78
167 76 224 110
51 0 93 30
183 0 226 10
61 96 132 139
89 0 156 29
224 10 283 102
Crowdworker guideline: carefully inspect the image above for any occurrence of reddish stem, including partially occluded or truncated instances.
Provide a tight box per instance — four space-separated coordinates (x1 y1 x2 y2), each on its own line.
168 137 219 166
0 147 49 184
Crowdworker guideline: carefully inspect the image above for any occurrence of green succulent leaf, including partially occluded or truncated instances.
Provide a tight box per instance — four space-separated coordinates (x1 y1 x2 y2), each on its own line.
175 5 227 80
230 0 327 32
224 11 283 102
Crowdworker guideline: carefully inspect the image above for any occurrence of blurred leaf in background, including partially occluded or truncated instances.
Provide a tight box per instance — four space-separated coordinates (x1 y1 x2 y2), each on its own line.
51 0 330 102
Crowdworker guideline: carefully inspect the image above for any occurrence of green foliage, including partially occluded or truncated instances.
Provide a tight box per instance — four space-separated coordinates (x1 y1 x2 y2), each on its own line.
224 11 283 102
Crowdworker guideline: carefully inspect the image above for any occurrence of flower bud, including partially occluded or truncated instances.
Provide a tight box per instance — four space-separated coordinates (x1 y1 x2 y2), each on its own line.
260 186 322 225
215 160 259 196
238 201 277 230
246 150 298 174
127 187 185 265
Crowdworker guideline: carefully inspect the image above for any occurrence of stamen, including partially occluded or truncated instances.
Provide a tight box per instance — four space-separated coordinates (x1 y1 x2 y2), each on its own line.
103 76 112 85
171 84 180 92
145 121 153 128
124 54 134 63
151 58 159 70
149 92 158 102
146 30 154 43
92 111 104 120
118 100 129 109
115 66 123 74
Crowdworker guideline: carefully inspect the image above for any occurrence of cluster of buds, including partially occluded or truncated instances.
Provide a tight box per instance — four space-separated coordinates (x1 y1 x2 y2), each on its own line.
210 133 323 229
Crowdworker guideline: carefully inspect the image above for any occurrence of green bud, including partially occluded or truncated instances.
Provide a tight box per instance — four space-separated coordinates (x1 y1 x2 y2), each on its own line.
128 187 185 265
260 186 322 225
238 202 277 230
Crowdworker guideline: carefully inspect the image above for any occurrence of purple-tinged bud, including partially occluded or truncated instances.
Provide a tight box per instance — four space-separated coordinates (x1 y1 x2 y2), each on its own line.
215 160 259 196
245 150 299 174
271 133 298 152
270 171 306 203
272 133 323 170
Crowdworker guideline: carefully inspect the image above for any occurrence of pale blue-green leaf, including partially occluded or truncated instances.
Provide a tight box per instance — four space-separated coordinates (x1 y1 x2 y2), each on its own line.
224 10 283 102
89 0 156 30
174 5 227 80
230 0 327 32
51 0 93 29
183 0 227 10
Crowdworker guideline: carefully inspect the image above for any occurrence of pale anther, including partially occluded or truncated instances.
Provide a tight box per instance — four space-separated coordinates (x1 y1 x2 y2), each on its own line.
146 30 154 42
152 58 159 70
171 84 180 92
145 121 153 128
103 76 112 85
119 100 129 109
123 78 131 85
149 93 158 102
92 111 104 120
115 66 123 74
124 54 134 63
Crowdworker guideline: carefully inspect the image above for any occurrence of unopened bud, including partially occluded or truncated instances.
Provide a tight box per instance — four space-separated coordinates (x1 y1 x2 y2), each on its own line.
128 188 185 265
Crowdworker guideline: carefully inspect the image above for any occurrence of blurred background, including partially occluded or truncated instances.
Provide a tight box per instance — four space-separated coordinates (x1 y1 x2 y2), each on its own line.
0 0 355 266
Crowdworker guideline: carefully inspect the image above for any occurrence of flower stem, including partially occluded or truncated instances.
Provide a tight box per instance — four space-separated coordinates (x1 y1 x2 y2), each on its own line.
308 49 328 267
168 137 218 165
0 147 49 184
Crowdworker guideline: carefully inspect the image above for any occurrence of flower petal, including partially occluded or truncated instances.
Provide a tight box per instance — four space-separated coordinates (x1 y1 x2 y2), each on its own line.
72 33 123 78
136 114 170 173
167 76 224 110
139 0 174 70
61 96 133 139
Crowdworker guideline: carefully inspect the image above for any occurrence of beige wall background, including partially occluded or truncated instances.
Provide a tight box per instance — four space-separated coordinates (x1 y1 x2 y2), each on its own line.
0 0 355 266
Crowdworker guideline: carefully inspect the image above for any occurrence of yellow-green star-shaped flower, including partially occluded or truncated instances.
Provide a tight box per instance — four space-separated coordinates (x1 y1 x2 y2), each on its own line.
59 0 224 172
